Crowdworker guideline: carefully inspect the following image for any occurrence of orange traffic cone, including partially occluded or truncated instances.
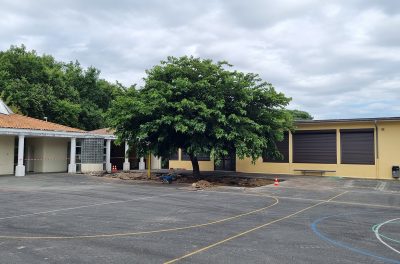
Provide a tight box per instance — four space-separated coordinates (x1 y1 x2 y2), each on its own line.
274 177 279 186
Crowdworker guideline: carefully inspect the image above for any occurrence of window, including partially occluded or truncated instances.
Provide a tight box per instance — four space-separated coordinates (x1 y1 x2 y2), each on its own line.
169 150 179 160
293 130 337 164
263 133 289 163
81 138 104 164
181 151 190 161
181 151 211 161
341 129 375 165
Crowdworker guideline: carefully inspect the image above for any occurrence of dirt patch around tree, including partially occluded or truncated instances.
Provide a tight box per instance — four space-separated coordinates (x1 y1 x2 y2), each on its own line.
88 171 275 189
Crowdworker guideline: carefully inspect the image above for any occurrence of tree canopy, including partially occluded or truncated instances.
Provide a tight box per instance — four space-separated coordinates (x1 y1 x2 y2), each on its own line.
287 109 313 120
108 56 293 178
0 45 125 130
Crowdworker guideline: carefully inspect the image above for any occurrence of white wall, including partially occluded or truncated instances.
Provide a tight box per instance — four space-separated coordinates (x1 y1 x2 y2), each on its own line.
0 136 15 175
81 164 104 173
27 138 68 173
27 138 44 172
43 138 68 172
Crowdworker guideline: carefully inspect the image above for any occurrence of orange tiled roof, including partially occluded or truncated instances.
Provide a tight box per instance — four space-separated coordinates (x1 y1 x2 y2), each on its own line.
0 114 84 133
89 128 115 135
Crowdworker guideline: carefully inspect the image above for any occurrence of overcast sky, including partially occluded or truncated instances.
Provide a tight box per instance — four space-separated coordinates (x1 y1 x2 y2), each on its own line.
1 0 399 119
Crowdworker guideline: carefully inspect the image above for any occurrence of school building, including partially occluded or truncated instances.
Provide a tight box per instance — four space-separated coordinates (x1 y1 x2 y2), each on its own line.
169 117 400 180
0 99 161 176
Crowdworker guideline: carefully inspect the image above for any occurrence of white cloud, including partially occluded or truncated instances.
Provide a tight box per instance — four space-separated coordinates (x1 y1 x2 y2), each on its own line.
0 0 399 119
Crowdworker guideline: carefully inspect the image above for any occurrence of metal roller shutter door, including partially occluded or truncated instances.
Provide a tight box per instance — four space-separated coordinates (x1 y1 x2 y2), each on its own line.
293 130 337 164
340 129 375 164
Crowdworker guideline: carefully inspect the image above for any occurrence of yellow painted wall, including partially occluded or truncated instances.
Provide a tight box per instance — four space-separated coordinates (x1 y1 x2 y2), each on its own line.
0 136 15 175
237 122 381 179
377 121 400 179
169 149 214 171
168 121 400 180
236 157 291 174
169 160 214 171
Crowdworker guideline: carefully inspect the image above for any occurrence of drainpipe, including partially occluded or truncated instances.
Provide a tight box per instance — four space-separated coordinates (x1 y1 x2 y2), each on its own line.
374 120 379 179
374 120 379 159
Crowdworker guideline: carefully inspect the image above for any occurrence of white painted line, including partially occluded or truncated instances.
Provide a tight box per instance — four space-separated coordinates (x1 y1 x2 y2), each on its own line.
374 218 400 255
0 193 175 221
377 182 388 191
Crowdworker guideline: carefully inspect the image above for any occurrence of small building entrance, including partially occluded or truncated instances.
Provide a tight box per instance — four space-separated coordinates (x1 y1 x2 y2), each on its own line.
214 152 236 171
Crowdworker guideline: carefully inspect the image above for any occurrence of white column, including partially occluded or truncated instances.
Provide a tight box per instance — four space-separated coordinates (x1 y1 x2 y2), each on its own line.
106 139 112 173
68 138 77 173
15 135 25 176
151 154 162 169
139 157 145 170
123 141 130 171
158 156 162 169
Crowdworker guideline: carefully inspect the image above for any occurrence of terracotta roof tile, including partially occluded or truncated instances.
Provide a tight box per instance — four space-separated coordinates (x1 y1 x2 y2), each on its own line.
0 114 84 133
89 128 115 135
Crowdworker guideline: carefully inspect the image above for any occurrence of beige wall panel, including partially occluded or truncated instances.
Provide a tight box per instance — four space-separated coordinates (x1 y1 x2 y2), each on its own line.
0 136 15 175
42 138 68 172
27 138 68 173
27 138 45 172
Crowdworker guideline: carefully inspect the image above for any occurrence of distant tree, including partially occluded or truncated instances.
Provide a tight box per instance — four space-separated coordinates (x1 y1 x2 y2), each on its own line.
0 44 125 130
108 56 293 178
288 109 313 120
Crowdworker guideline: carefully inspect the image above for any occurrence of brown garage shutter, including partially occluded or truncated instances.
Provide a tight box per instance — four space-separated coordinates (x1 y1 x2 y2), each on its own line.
341 129 375 165
263 133 289 163
293 130 337 164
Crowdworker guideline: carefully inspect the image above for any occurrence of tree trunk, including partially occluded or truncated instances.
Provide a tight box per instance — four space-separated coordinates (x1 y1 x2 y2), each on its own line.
189 154 201 180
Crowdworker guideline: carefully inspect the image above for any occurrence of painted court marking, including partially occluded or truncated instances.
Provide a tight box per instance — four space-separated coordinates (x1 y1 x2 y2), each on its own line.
376 182 388 191
0 193 279 240
311 214 400 264
0 192 177 221
163 191 348 264
207 189 400 209
373 218 400 255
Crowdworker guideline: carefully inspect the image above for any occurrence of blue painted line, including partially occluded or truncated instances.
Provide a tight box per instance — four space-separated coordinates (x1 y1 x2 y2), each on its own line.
311 215 400 264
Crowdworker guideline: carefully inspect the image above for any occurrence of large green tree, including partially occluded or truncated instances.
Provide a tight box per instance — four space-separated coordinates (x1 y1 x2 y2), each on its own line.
0 45 124 130
108 56 293 178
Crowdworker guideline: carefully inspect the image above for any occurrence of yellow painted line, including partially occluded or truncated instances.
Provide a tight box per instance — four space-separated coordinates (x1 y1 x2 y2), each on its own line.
164 191 348 264
278 195 400 209
204 189 400 209
0 196 279 240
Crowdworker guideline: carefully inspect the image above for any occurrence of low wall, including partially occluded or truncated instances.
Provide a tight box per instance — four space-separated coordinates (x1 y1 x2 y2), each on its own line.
81 163 104 173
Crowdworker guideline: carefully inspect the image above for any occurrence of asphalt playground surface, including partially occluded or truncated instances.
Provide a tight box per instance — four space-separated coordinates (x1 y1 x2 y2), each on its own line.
0 173 399 264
